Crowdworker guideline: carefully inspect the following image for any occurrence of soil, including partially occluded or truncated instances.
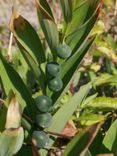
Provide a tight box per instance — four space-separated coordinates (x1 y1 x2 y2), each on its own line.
0 0 38 28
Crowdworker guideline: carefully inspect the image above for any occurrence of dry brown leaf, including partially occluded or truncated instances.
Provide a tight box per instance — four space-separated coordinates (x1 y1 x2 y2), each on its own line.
61 120 78 137
5 94 22 129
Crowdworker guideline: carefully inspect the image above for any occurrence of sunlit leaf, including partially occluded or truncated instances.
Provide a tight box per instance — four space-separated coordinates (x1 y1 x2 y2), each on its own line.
79 113 105 126
83 97 117 112
62 123 103 156
10 8 45 65
64 0 100 51
40 83 92 155
60 0 72 22
101 119 117 155
36 0 59 52
0 52 35 117
51 36 95 104
17 43 45 90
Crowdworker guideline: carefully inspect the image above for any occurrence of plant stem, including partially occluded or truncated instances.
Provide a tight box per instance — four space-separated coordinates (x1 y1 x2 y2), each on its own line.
22 113 34 124
45 130 72 140
8 32 13 61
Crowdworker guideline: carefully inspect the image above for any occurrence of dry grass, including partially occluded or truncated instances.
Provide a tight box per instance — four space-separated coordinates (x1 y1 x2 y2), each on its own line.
0 0 37 27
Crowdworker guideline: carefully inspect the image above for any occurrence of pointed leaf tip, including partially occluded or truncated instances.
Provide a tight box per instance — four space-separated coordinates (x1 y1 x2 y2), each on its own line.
5 93 22 129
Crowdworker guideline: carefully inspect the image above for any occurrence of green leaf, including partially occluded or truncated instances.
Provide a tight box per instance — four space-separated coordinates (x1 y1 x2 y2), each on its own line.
64 0 100 51
40 83 92 155
81 93 98 108
107 34 117 50
0 105 7 132
89 131 104 155
64 0 90 36
84 150 92 156
17 43 45 90
17 145 33 156
0 53 35 117
62 123 102 156
10 9 45 66
60 36 95 79
36 0 59 52
0 127 24 156
49 83 91 132
101 119 117 155
21 118 32 132
79 113 105 126
93 74 117 86
83 97 117 112
51 36 95 104
60 0 72 22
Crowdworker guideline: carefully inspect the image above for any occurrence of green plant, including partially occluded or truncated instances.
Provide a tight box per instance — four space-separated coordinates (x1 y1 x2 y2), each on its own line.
1 0 117 156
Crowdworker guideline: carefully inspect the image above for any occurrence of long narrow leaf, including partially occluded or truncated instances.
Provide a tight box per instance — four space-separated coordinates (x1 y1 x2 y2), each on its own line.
49 83 91 132
51 36 95 104
17 43 45 90
62 123 103 156
10 9 45 66
83 97 117 112
64 0 100 51
40 83 92 155
60 0 72 22
35 0 59 52
101 119 117 155
60 36 95 79
0 53 35 117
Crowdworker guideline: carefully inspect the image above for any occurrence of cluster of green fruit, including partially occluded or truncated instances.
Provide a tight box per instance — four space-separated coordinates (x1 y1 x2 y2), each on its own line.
47 44 71 92
32 44 72 149
32 95 52 148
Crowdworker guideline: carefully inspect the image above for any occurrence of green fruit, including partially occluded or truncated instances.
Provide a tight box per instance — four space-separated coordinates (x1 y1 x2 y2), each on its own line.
48 77 63 92
35 95 52 113
46 62 61 76
32 131 49 148
36 113 52 128
56 44 72 59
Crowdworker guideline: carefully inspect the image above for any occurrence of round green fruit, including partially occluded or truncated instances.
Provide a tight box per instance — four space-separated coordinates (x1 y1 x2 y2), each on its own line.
56 44 72 59
36 113 52 128
32 131 49 148
48 77 63 92
46 62 61 76
35 95 52 113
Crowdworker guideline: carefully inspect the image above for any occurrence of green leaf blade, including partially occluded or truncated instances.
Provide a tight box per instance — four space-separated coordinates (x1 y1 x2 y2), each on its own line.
0 53 35 117
62 123 102 156
60 0 72 22
36 0 59 52
49 83 92 133
0 127 24 156
101 119 117 155
10 10 46 66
